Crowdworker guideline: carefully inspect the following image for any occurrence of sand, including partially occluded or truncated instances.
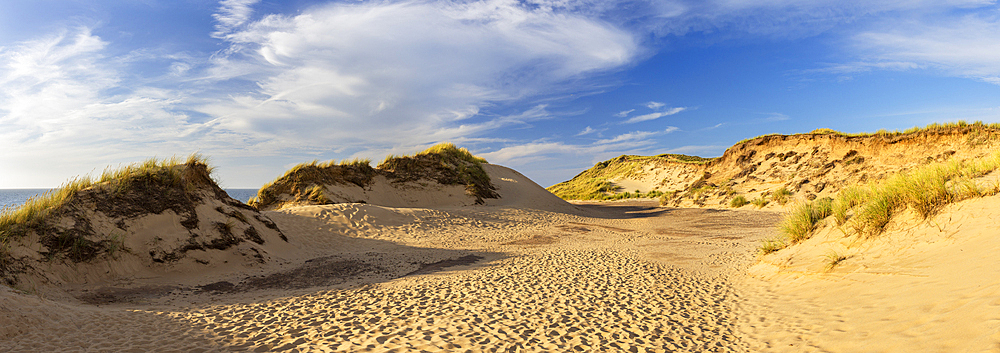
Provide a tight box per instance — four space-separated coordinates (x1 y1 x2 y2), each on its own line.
0 200 783 352
4 161 1000 352
742 194 1000 352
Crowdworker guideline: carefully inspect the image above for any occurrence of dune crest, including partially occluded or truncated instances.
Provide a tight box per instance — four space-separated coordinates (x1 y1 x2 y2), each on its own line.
550 123 1000 208
0 157 287 300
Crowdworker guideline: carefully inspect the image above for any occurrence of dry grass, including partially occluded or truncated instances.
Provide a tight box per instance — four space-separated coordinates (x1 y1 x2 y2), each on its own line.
0 155 208 239
251 143 498 209
547 154 711 200
823 251 849 271
758 238 787 255
778 197 833 244
735 120 1000 147
730 195 749 208
832 151 1000 238
0 155 211 265
772 187 792 206
751 196 769 208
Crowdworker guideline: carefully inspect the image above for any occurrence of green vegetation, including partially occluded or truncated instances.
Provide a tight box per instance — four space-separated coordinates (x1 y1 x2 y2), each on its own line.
778 197 833 244
548 154 713 200
735 120 1000 147
823 251 849 271
251 143 499 209
249 158 377 209
765 151 1000 258
730 195 749 208
840 153 1000 238
0 155 212 266
1 155 209 240
772 186 792 205
751 196 769 208
759 238 786 255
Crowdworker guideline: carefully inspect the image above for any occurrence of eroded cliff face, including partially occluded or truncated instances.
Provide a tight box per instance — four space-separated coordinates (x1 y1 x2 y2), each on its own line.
554 127 1000 208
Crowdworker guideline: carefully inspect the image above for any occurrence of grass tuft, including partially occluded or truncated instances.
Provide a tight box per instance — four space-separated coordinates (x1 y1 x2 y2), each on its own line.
772 186 792 206
823 151 1000 238
778 198 833 244
751 196 769 208
730 195 749 208
759 238 787 255
823 251 849 271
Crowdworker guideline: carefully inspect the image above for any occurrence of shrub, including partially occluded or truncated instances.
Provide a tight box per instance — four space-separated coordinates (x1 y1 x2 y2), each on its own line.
751 197 769 208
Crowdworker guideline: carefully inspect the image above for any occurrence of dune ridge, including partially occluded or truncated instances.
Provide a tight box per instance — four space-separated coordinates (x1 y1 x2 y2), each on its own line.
550 122 1000 209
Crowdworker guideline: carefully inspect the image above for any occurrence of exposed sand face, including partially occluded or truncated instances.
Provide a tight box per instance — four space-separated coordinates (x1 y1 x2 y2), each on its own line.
0 201 782 352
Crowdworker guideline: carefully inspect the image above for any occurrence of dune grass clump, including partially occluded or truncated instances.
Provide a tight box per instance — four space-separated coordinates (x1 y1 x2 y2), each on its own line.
730 195 749 208
735 120 1000 147
832 186 867 225
758 238 787 255
0 155 213 266
249 158 376 209
751 196 769 208
772 187 792 206
829 151 1000 238
823 251 849 271
378 143 498 203
778 197 833 244
0 155 209 238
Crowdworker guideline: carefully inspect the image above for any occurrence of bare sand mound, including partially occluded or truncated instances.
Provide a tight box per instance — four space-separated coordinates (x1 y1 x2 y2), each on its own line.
551 123 1000 209
0 158 287 301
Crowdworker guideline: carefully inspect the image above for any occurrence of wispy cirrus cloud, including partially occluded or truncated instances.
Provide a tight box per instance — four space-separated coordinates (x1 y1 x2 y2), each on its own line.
212 0 261 38
852 11 1000 84
623 107 687 124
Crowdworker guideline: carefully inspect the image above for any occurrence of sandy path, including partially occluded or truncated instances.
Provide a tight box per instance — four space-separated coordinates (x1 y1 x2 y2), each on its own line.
0 202 782 352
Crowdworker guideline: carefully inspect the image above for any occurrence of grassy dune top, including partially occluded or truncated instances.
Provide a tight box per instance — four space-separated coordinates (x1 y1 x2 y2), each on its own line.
764 151 1000 255
0 155 212 238
735 120 1000 147
249 143 498 210
0 155 216 270
547 154 708 200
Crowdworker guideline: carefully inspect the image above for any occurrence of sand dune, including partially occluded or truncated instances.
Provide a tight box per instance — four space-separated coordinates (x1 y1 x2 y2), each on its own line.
0 200 782 352
5 142 1000 352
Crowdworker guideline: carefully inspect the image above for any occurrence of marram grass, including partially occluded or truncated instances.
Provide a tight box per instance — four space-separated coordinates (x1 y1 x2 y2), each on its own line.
770 150 1000 252
0 154 210 245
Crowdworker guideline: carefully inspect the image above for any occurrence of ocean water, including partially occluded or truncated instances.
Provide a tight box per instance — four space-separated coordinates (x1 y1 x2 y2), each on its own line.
0 188 260 211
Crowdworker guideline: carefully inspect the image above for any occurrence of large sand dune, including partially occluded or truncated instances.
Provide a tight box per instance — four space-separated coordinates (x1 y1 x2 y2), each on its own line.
4 136 1000 351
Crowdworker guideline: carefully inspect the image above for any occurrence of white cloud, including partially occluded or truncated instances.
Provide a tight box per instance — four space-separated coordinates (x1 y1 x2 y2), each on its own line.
646 101 666 109
212 0 261 39
623 107 687 123
852 12 1000 84
577 126 597 136
206 0 641 150
614 109 635 118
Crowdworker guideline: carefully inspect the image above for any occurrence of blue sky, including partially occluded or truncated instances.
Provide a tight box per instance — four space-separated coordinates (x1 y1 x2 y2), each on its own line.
2 0 999 188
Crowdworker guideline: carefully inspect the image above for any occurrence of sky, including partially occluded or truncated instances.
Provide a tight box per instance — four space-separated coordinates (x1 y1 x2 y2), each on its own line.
2 0 1000 188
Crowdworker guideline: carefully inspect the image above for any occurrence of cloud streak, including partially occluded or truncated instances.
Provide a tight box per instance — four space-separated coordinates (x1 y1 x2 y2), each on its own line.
623 107 687 123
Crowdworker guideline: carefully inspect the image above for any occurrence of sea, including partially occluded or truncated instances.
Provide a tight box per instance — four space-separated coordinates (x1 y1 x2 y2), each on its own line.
0 188 260 211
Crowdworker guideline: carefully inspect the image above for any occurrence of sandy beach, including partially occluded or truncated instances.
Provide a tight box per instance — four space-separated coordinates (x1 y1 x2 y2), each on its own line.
1 199 785 352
